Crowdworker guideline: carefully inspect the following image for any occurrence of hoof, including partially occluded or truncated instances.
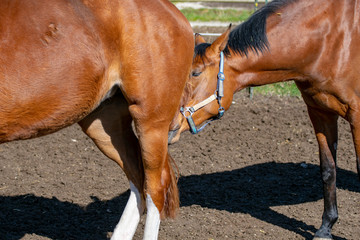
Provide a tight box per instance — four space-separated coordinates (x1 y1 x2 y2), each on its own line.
314 227 333 240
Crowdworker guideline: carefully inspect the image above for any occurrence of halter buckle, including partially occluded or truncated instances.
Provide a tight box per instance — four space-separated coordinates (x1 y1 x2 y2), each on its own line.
217 72 225 81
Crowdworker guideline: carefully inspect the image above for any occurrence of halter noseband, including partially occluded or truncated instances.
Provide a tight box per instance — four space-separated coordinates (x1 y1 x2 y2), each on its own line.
180 51 225 134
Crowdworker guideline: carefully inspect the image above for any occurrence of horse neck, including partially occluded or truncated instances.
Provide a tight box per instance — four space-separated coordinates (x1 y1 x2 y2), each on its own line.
225 52 305 93
225 0 338 93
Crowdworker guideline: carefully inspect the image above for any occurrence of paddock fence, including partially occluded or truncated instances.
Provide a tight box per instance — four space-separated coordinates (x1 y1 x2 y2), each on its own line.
172 0 271 37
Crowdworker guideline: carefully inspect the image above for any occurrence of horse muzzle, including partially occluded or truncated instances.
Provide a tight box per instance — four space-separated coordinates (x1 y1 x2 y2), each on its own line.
168 128 180 145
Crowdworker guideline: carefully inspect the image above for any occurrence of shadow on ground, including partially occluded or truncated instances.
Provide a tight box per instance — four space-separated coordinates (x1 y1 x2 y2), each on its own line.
1 162 358 240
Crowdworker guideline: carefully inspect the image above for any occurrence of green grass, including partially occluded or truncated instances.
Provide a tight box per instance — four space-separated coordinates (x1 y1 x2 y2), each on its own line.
180 8 253 22
253 82 301 97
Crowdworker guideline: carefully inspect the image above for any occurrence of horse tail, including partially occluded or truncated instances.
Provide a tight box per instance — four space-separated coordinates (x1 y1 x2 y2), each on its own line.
161 153 180 219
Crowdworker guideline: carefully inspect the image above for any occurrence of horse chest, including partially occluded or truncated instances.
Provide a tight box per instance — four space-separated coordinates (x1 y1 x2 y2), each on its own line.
300 87 349 118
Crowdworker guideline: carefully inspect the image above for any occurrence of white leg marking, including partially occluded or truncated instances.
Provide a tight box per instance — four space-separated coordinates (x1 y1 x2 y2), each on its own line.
143 194 161 240
111 181 143 240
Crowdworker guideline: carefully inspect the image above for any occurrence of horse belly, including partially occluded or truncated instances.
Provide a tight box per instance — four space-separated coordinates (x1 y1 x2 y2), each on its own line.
0 84 104 143
0 55 109 142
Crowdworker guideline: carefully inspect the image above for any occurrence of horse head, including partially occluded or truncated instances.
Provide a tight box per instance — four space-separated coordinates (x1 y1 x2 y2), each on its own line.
169 26 237 144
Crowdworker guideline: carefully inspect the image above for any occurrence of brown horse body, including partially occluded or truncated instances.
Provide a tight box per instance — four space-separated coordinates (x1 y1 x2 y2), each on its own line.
173 0 360 239
0 0 194 239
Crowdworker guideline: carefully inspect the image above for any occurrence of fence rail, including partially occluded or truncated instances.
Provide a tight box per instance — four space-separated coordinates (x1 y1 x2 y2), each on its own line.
171 0 270 9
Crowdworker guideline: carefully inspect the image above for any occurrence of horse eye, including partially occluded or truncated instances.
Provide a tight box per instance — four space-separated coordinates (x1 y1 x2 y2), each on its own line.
192 71 202 77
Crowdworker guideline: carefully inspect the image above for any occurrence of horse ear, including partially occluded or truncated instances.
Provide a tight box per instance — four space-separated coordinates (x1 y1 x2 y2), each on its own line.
195 33 206 46
209 24 232 55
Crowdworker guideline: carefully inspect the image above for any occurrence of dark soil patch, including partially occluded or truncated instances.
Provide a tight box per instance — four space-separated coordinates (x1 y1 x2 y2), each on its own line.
1 92 359 240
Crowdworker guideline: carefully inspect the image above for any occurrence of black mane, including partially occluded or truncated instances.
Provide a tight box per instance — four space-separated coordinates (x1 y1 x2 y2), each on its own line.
223 0 298 57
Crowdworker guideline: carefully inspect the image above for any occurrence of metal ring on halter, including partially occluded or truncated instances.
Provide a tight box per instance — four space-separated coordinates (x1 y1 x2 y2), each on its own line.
180 107 198 134
180 107 194 118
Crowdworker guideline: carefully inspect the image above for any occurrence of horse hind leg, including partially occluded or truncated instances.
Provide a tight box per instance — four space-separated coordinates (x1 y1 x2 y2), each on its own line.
111 181 143 240
78 92 145 240
143 151 178 239
127 99 180 239
307 106 339 240
348 111 360 181
137 126 179 240
358 157 360 181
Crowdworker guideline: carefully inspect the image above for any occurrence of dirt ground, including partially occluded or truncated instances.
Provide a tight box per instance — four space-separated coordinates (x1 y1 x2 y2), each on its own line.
1 91 359 240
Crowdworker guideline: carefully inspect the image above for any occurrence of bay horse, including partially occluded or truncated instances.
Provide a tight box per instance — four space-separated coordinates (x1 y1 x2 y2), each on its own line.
0 0 194 239
169 0 360 239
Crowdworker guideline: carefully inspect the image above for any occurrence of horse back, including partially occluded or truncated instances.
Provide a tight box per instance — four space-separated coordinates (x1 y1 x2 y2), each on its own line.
0 0 108 142
270 0 360 116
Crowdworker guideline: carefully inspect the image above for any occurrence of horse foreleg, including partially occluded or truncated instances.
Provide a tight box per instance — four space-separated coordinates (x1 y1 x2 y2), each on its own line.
111 181 143 240
307 106 339 240
78 94 145 240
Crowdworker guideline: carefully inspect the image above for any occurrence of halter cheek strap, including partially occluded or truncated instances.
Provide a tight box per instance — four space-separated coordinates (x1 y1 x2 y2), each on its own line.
180 51 225 134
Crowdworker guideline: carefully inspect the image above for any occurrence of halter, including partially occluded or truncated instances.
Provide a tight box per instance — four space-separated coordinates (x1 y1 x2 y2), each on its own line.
180 51 225 134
